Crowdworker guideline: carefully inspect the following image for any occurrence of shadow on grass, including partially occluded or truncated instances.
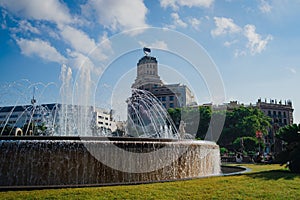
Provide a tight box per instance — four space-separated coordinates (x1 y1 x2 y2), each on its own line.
246 169 300 180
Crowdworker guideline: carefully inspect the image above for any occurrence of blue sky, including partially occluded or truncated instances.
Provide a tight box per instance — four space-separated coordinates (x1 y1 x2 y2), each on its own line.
0 0 300 122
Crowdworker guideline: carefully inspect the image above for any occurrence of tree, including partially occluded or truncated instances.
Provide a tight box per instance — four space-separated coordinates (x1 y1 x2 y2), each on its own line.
167 108 181 127
196 106 212 139
218 106 271 148
168 106 212 139
232 136 261 154
276 124 300 173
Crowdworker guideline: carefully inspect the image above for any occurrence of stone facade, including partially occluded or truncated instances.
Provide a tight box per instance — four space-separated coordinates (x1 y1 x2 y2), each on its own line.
255 98 294 153
131 50 196 109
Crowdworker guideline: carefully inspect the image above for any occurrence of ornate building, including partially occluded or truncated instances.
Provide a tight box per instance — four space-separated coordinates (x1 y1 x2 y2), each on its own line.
256 98 294 153
131 48 196 109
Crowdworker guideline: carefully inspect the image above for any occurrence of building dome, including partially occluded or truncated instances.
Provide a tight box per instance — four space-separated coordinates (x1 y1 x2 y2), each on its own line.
132 49 162 89
137 56 158 65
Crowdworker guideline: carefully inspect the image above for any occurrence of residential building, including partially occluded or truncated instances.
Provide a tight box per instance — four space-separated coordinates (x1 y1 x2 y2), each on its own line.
255 98 294 153
0 103 116 136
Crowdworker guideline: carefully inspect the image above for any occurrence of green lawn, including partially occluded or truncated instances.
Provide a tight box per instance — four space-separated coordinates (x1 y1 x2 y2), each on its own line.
1 164 300 200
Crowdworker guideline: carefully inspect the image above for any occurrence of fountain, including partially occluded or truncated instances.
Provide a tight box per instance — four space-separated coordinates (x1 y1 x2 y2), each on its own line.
126 89 179 138
0 53 221 189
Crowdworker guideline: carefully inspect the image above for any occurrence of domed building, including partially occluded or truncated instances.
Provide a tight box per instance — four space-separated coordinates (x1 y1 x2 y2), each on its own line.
131 48 196 109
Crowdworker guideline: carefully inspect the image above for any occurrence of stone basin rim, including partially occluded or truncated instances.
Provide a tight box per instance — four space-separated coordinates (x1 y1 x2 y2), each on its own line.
0 136 217 145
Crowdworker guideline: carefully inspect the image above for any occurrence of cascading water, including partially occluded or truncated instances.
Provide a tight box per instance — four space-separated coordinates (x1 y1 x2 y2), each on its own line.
126 89 179 139
55 64 95 137
0 138 220 187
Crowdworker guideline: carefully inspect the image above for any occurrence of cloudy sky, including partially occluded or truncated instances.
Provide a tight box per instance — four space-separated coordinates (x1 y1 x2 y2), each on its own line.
0 0 300 122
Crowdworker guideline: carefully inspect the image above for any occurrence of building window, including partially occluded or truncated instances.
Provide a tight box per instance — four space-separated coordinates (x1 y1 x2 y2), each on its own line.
278 111 282 117
283 112 286 117
284 119 287 125
105 117 109 120
169 103 174 108
162 96 166 101
268 111 271 116
273 111 276 116
162 103 166 108
169 96 174 101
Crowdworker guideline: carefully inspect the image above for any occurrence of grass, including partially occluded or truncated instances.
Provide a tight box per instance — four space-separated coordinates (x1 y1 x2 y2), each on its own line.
1 164 300 200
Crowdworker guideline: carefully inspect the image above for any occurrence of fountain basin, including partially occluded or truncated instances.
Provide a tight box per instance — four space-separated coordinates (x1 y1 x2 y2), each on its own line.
0 136 220 188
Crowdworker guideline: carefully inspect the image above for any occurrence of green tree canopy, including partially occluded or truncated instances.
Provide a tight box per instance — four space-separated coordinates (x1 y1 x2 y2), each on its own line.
218 106 271 147
168 106 212 139
232 136 261 154
276 124 300 173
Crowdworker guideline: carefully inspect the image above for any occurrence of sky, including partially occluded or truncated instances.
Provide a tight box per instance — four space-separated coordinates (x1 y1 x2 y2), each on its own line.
0 0 300 122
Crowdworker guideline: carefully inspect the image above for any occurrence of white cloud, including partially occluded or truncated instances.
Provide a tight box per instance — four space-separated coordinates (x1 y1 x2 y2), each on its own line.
170 13 187 28
244 24 273 55
259 0 272 13
60 25 97 55
66 49 93 69
211 17 241 37
160 0 214 10
98 32 113 56
19 20 40 34
60 25 110 62
82 0 148 32
16 38 66 63
188 17 201 30
47 29 60 40
66 48 103 77
0 0 72 25
286 67 297 74
10 20 40 34
139 40 169 51
234 49 247 57
166 13 201 30
211 17 272 55
224 40 238 47
1 9 8 29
